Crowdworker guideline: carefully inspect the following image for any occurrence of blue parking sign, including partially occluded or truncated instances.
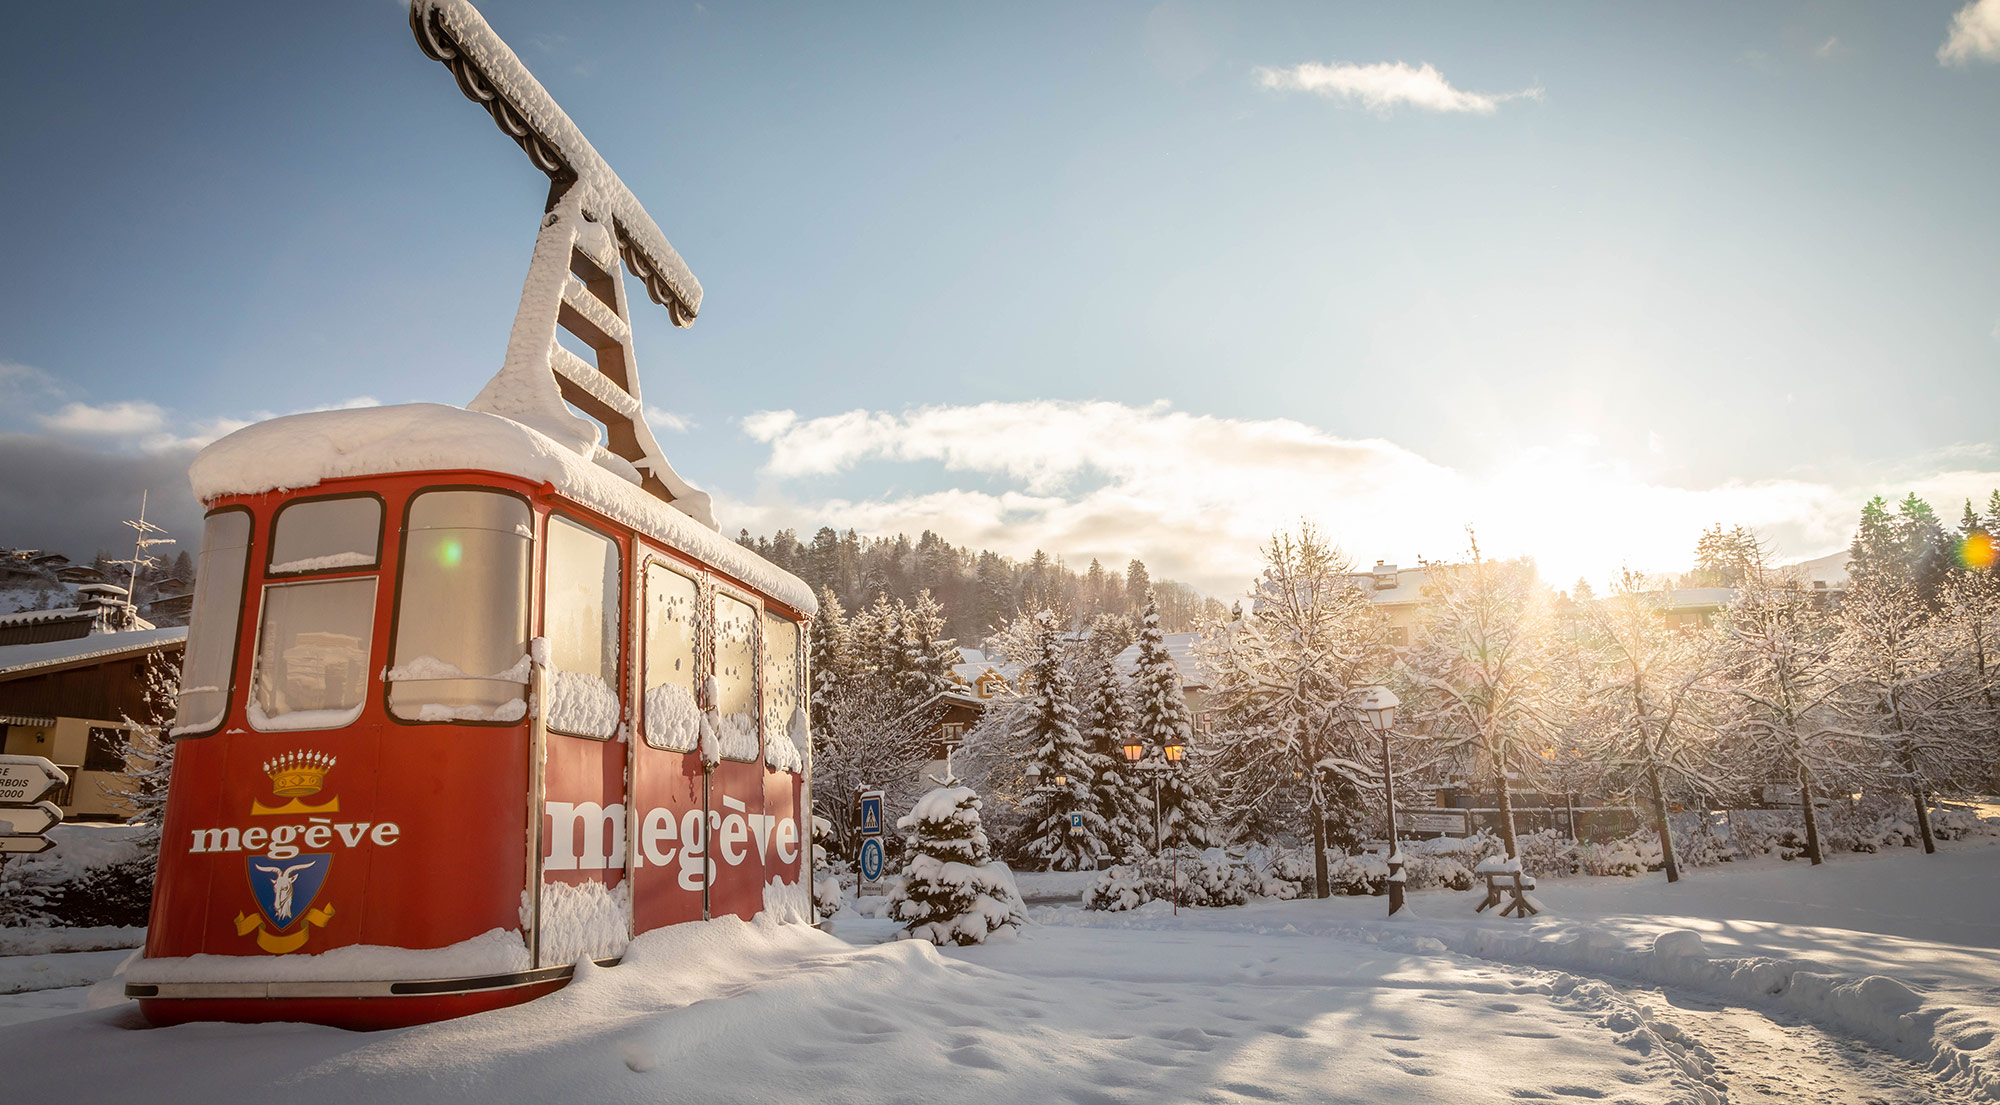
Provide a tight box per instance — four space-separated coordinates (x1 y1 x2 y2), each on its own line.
859 837 885 881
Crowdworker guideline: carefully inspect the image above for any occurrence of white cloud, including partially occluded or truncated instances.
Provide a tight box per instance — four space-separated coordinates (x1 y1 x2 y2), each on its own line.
1254 61 1540 115
644 406 694 433
1940 0 2000 65
39 400 168 436
732 400 2000 599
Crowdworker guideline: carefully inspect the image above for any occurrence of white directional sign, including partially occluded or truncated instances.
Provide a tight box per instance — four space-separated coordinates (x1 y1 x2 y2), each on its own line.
0 835 57 855
0 755 67 806
0 801 61 836
1402 810 1469 835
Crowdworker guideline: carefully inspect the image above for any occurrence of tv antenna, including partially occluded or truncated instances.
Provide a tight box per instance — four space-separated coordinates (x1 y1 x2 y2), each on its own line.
411 0 715 527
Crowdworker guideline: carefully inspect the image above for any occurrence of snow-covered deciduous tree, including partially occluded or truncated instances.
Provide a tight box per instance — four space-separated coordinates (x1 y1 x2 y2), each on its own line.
809 674 941 861
1131 592 1217 853
888 785 1025 946
1402 533 1569 862
1577 570 1720 882
1016 610 1114 869
1831 573 1986 855
1711 576 1857 865
1197 527 1387 895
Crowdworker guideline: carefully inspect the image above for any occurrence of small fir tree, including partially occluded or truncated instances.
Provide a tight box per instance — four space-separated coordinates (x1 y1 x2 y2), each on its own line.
1132 591 1216 852
1078 656 1148 859
888 785 1025 945
1018 610 1113 869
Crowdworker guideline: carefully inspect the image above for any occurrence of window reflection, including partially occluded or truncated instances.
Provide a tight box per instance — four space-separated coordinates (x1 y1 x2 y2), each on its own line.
251 578 377 730
643 563 700 751
545 516 621 738
715 593 758 761
388 491 532 723
174 510 251 736
269 496 382 574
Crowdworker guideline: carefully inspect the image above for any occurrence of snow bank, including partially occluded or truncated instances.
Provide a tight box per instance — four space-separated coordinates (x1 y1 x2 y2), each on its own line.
125 928 530 985
0 925 144 957
189 404 816 616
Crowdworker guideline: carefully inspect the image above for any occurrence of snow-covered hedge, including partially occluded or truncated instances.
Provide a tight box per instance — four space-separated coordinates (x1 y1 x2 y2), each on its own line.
0 824 154 928
1082 850 1255 911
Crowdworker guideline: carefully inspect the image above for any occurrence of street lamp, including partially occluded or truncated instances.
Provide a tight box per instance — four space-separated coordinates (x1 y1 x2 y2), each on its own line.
1123 734 1187 913
1355 685 1408 917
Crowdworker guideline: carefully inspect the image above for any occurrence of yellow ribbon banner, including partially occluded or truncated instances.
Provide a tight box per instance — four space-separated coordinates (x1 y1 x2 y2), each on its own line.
234 903 335 954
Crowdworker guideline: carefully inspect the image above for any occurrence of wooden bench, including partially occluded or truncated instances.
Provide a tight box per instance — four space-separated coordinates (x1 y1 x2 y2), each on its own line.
1475 868 1541 918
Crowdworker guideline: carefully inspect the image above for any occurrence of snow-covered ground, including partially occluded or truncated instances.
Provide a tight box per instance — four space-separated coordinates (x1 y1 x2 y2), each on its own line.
3 841 1997 1103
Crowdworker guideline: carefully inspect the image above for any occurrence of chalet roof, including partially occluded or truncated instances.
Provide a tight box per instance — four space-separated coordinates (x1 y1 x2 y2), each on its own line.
0 626 187 681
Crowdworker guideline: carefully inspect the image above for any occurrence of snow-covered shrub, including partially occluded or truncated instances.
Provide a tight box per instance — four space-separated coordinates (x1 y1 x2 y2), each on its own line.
0 825 153 928
1250 847 1315 900
1082 849 1255 911
1577 838 1650 878
1513 830 1581 878
1328 852 1388 896
888 786 1025 945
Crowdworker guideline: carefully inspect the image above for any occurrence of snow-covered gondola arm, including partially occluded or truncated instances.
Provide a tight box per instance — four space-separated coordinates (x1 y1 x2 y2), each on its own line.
410 0 715 528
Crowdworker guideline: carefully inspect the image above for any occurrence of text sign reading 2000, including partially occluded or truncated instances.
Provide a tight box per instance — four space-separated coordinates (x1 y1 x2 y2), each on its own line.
0 756 67 806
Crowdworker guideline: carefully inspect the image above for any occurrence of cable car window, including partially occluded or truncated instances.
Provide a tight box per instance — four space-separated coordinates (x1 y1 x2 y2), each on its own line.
762 612 803 773
642 562 700 751
268 496 383 575
545 515 621 739
249 578 377 731
714 593 759 762
388 490 532 724
173 509 252 737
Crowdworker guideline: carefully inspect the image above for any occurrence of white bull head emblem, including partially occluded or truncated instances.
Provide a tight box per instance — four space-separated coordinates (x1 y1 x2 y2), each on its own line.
254 861 317 923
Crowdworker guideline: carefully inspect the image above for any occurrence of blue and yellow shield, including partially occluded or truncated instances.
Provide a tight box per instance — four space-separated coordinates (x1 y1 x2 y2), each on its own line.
245 853 332 932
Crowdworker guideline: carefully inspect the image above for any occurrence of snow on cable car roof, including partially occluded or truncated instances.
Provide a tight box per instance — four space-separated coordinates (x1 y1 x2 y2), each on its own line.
189 404 816 617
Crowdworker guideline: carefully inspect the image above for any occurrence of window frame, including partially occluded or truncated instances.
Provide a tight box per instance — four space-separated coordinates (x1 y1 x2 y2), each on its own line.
711 579 763 764
760 606 803 774
263 492 387 579
541 510 626 742
382 484 536 728
171 505 255 741
246 573 382 733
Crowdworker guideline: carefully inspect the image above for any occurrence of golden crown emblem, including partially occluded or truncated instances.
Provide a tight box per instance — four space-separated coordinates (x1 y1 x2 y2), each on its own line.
265 750 336 798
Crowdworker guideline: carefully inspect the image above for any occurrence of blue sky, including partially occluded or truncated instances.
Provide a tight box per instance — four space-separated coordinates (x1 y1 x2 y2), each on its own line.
3 1 1997 594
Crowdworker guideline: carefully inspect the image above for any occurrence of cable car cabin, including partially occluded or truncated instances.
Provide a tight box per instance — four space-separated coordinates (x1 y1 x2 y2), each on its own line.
126 407 817 1029
126 0 821 1029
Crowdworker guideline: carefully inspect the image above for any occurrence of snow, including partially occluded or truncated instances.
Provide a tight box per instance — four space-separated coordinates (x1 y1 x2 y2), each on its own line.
124 928 529 985
760 706 807 774
0 625 186 678
269 551 375 574
189 404 816 617
8 831 2000 1103
545 669 620 739
414 699 528 723
715 712 759 762
385 653 533 684
246 701 364 732
535 879 628 967
641 680 700 751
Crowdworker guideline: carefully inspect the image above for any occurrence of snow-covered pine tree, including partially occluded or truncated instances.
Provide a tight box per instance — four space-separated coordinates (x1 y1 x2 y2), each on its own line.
1018 610 1113 870
1131 590 1217 853
113 649 180 860
1125 560 1151 618
899 589 959 706
1078 655 1148 859
888 785 1025 945
810 586 851 742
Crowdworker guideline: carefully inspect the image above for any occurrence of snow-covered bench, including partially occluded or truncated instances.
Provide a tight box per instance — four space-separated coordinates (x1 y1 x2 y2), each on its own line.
1473 858 1541 918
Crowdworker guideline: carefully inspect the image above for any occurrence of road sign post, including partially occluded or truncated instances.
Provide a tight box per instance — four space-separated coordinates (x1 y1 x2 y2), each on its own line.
0 755 67 857
856 789 886 896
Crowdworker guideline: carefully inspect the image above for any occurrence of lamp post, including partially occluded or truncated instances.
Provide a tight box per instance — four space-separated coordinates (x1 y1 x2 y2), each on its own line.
1355 685 1406 917
1123 735 1186 912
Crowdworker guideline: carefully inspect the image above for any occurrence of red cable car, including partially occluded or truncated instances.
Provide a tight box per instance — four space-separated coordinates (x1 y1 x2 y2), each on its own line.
125 0 817 1030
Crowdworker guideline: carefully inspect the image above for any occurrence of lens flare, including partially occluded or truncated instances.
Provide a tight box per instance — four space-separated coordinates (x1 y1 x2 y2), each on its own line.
1961 532 1997 572
438 538 464 569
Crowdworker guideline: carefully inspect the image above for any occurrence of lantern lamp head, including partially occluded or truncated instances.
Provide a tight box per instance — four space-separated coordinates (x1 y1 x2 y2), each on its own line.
1052 772 1069 787
1122 740 1144 763
1024 762 1042 782
1355 684 1400 734
1163 741 1186 764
